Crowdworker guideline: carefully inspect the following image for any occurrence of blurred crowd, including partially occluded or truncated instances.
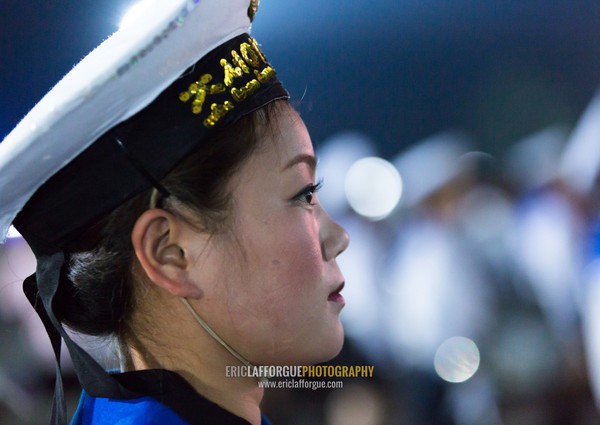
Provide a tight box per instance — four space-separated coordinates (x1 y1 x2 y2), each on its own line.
2 93 600 424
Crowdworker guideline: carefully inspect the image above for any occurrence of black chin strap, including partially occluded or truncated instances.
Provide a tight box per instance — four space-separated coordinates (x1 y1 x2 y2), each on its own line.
23 251 138 425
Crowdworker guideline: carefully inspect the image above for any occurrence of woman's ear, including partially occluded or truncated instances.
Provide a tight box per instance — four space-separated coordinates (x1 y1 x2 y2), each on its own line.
131 208 203 298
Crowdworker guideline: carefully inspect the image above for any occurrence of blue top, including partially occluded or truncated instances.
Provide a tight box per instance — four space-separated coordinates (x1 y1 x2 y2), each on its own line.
71 393 189 425
70 369 272 425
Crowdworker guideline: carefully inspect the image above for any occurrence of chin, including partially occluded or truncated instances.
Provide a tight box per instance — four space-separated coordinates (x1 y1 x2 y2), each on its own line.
311 321 345 364
263 321 345 366
328 322 346 358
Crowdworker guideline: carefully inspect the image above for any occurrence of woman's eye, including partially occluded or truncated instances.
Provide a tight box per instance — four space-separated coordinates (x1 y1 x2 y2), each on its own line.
294 180 323 205
302 191 315 204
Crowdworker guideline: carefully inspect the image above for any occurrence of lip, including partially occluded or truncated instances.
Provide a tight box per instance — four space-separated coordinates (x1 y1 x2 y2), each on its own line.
328 282 345 305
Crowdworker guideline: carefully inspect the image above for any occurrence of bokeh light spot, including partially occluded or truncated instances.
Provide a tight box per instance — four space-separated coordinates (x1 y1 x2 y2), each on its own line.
434 336 480 383
344 157 402 220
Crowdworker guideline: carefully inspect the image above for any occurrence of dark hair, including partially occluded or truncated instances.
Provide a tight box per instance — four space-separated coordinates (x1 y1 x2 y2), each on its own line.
54 100 288 337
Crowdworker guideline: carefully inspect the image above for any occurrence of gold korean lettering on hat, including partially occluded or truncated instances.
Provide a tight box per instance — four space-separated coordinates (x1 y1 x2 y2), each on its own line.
178 36 276 128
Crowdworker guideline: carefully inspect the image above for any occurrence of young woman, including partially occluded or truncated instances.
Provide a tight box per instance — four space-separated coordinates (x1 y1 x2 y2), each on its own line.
0 1 348 424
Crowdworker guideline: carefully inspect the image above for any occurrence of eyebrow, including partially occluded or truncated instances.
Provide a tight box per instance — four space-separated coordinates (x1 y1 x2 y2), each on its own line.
281 153 317 172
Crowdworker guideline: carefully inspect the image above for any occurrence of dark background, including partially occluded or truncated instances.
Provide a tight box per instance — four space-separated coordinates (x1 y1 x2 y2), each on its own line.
3 0 600 157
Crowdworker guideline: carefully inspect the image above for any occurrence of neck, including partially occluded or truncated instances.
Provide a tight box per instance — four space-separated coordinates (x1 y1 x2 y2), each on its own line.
125 296 264 425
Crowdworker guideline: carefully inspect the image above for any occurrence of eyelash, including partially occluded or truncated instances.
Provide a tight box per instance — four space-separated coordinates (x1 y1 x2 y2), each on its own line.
294 179 324 206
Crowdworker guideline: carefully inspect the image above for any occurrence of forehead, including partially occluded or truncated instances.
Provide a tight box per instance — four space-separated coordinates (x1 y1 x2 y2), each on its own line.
255 106 314 167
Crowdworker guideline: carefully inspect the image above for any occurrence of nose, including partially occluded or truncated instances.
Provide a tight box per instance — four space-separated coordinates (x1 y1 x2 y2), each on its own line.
319 208 350 261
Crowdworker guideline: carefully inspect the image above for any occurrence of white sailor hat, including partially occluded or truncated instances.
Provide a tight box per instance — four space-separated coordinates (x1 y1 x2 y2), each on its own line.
0 0 287 251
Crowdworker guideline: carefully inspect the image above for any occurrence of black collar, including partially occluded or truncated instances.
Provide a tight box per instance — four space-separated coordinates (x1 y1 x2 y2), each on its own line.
112 369 252 425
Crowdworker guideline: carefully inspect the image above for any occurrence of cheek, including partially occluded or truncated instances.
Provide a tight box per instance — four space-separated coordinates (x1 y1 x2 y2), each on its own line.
214 208 344 364
255 214 322 296
231 214 324 328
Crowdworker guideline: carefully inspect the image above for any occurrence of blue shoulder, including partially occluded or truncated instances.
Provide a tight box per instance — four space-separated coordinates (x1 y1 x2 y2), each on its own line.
71 391 189 425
